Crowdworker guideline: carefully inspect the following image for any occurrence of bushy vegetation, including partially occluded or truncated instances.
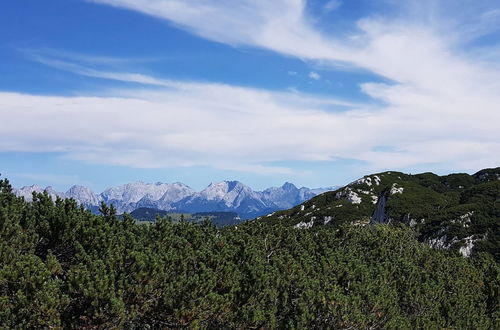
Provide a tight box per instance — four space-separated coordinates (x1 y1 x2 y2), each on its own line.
0 177 498 328
266 168 499 260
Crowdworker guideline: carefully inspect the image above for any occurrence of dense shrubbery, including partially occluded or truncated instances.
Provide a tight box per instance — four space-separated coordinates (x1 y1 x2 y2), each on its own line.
265 169 500 260
0 178 498 328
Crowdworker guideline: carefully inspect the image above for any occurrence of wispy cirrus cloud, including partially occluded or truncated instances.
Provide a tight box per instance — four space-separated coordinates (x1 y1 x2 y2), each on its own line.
21 47 164 66
87 0 352 62
21 48 174 87
85 0 500 82
79 0 500 171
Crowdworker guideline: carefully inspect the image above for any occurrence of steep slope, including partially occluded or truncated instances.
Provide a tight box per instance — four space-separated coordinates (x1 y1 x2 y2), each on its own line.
263 168 500 259
66 185 102 213
66 185 102 206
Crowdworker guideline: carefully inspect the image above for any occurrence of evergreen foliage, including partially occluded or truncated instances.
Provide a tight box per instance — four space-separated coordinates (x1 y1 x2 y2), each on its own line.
265 168 500 260
0 176 498 328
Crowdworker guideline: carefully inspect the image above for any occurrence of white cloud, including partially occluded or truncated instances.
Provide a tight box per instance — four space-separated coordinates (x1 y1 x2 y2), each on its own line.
1 59 499 175
30 55 174 87
88 0 351 61
21 47 154 66
323 0 342 13
4 0 500 174
0 80 376 174
308 71 321 80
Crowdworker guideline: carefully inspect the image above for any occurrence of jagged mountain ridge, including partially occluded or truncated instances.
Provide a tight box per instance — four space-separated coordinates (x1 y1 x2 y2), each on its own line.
100 182 195 213
173 181 271 219
262 168 500 260
13 180 338 219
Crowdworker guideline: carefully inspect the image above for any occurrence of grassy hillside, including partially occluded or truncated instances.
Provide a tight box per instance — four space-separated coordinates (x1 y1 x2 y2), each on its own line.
262 168 499 260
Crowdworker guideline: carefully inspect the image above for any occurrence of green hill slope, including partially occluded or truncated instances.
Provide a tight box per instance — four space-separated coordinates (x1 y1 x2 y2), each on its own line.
262 168 499 260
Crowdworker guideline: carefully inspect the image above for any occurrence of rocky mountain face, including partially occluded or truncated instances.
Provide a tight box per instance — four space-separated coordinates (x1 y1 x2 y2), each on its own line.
259 182 336 209
14 184 103 213
173 181 271 219
66 185 102 206
100 182 195 213
14 185 47 201
262 167 500 260
13 180 336 219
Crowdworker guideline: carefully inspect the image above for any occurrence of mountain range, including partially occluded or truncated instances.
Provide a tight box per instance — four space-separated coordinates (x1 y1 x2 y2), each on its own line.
13 181 337 219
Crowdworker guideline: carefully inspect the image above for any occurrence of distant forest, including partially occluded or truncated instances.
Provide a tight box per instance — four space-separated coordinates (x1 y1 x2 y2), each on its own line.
0 177 498 328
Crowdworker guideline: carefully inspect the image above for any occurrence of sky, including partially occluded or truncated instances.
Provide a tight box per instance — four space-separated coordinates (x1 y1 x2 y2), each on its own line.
1 0 499 192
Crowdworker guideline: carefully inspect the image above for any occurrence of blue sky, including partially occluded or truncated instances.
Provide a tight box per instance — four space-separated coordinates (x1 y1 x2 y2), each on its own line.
1 0 499 192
